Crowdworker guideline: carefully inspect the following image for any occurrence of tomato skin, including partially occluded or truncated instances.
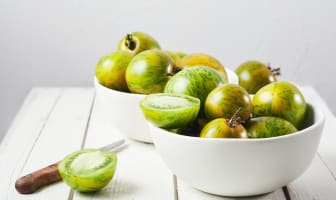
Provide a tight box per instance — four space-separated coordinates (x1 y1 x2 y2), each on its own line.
245 116 297 138
164 66 226 105
204 84 252 122
165 51 186 62
200 118 248 138
235 61 276 94
252 81 306 128
176 53 228 81
95 51 134 92
126 49 173 94
118 32 161 55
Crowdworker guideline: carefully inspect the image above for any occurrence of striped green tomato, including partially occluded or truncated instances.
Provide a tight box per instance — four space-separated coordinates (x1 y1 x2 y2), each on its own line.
235 60 278 94
126 49 173 94
164 66 226 105
118 32 161 55
245 116 297 138
58 149 117 192
165 51 186 62
95 51 134 92
176 53 228 81
140 93 200 129
200 118 248 138
252 81 306 128
204 84 252 122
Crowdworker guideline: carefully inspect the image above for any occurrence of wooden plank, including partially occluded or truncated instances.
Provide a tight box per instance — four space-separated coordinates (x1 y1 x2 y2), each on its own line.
177 179 286 200
0 88 61 199
308 87 336 181
318 117 336 180
5 88 95 200
73 92 175 200
286 87 336 199
287 155 336 199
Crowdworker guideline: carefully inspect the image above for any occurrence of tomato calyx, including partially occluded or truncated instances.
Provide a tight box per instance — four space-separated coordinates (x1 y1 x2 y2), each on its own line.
267 63 281 76
125 33 136 50
166 64 182 76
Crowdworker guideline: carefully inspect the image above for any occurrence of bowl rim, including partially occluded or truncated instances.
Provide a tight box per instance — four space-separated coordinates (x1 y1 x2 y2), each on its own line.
148 102 325 143
94 76 146 97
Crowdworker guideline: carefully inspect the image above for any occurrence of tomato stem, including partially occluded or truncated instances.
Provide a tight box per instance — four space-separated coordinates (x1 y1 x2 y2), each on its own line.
166 64 182 76
271 68 281 76
267 63 281 76
227 107 242 127
125 34 136 50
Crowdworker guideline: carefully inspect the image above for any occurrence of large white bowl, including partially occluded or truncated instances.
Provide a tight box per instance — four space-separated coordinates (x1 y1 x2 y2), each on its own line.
94 68 238 143
148 102 325 196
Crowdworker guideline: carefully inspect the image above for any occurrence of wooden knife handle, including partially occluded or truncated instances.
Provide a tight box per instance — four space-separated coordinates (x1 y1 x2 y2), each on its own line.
15 162 62 194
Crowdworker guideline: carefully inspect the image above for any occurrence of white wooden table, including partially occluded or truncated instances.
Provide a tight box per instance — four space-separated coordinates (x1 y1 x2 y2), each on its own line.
1 87 336 200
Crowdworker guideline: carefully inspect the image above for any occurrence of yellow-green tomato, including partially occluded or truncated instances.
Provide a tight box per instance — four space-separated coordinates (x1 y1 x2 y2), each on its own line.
235 60 278 94
164 66 226 105
118 32 161 55
245 116 297 138
252 81 306 128
204 84 252 122
200 118 248 138
126 49 173 94
140 93 200 129
95 51 134 92
58 149 117 192
165 51 186 62
176 53 228 81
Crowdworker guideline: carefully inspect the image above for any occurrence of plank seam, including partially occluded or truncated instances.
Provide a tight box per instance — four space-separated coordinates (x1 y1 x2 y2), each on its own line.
0 89 36 150
80 90 96 150
173 174 179 200
317 152 336 181
67 90 96 200
67 189 74 200
6 88 63 200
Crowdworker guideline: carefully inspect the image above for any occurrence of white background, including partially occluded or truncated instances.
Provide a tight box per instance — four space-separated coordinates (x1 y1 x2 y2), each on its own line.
1 0 335 141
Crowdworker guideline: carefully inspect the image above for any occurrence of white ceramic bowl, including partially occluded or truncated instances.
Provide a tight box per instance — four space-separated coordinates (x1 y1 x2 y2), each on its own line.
148 102 325 196
94 68 238 143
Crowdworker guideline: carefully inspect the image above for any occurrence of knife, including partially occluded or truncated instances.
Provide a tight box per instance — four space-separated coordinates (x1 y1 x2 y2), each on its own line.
15 139 126 194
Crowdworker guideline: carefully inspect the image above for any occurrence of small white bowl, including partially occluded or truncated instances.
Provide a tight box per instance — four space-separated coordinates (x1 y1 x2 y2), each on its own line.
148 102 325 196
94 68 238 143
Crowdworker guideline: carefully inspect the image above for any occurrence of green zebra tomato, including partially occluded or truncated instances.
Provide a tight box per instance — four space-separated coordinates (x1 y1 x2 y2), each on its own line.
140 93 200 129
164 66 226 105
252 81 306 128
245 116 297 138
235 60 279 94
95 51 133 92
200 118 248 138
204 84 252 122
165 51 186 62
176 53 228 81
126 49 174 94
58 149 117 192
118 32 161 55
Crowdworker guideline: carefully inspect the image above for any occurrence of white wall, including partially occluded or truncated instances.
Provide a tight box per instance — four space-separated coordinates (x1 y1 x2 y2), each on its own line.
1 0 335 140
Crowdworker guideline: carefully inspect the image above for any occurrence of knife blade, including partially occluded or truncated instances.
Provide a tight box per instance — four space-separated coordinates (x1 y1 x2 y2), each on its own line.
15 139 126 194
